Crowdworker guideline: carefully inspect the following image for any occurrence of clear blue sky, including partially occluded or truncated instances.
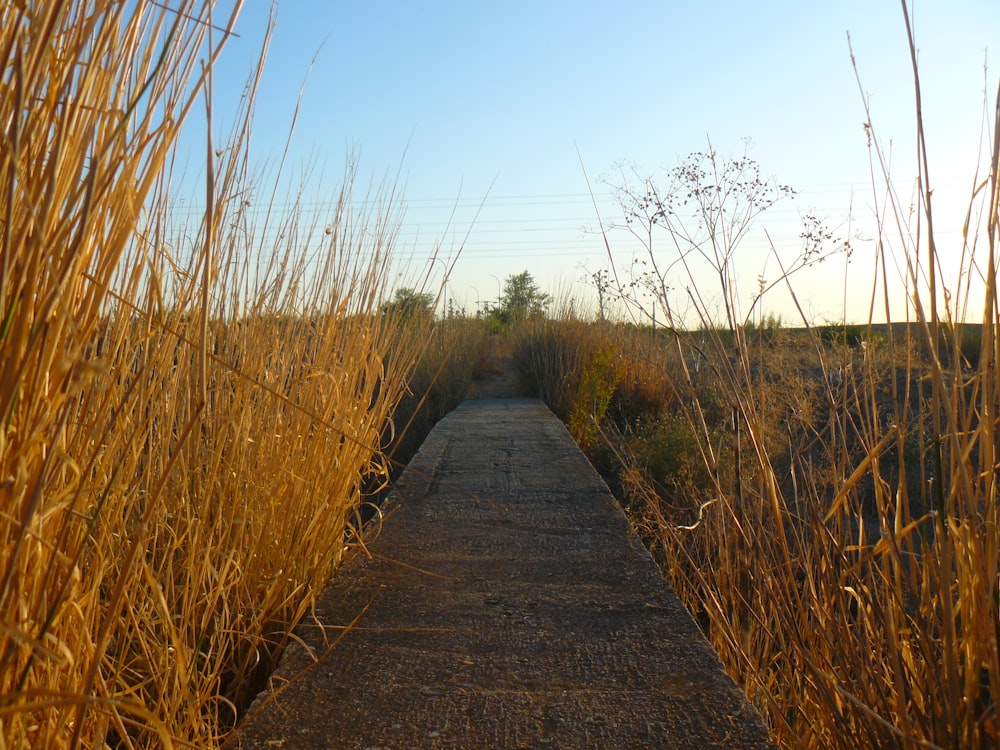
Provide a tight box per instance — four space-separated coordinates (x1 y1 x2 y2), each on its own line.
183 1 999 325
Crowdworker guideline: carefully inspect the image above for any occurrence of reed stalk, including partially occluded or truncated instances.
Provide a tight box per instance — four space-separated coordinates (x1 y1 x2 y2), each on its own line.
515 5 1000 746
1 3 438 747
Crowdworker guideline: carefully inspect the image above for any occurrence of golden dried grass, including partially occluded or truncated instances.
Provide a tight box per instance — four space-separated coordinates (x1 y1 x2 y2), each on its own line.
516 6 1000 747
1 3 437 747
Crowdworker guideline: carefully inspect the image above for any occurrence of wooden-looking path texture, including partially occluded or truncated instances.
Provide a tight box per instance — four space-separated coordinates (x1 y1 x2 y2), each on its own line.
232 398 774 749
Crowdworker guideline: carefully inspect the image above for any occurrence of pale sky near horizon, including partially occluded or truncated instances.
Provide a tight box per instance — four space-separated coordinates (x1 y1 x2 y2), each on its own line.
179 1 1000 325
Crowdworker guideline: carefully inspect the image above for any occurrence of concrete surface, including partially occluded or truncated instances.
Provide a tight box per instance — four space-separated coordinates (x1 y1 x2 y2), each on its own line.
231 399 774 749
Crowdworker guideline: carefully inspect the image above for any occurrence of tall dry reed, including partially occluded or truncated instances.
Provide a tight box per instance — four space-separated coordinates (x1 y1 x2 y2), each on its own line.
1 3 436 747
525 5 1000 747
643 22 999 750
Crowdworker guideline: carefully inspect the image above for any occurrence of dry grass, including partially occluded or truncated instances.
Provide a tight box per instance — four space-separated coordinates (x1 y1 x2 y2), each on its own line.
0 3 447 747
514 7 1000 747
511 315 676 428
383 315 487 478
522 256 998 749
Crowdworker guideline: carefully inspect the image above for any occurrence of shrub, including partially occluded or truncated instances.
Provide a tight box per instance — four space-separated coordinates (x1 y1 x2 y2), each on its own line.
568 346 620 450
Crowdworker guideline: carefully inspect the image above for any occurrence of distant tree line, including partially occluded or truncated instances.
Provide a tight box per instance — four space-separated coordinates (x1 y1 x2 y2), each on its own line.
386 270 550 325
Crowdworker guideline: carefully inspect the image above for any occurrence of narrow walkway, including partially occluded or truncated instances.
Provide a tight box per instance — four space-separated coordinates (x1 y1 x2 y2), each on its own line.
232 399 773 749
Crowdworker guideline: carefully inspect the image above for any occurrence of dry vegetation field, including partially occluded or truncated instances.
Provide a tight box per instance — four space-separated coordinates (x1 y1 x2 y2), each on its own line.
0 3 478 747
3 2 999 750
511 314 999 748
507 11 1000 745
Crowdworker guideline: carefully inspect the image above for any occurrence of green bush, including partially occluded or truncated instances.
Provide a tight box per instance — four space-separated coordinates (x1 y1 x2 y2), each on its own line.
568 346 620 449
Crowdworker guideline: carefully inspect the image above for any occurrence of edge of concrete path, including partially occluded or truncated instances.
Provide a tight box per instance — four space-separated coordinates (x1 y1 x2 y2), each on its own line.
233 398 775 749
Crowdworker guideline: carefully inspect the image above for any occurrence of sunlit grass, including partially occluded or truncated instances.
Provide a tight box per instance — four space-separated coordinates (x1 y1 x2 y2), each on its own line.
0 3 457 747
511 7 1000 747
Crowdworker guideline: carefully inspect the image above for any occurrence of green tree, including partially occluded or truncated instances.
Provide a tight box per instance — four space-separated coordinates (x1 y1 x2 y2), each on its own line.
499 271 550 322
383 287 435 321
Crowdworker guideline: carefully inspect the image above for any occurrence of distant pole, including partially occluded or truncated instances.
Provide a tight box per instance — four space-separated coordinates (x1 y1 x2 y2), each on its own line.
469 285 481 317
489 273 502 310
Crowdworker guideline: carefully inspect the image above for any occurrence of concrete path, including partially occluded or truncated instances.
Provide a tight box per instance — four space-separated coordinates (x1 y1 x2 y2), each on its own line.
232 399 773 749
